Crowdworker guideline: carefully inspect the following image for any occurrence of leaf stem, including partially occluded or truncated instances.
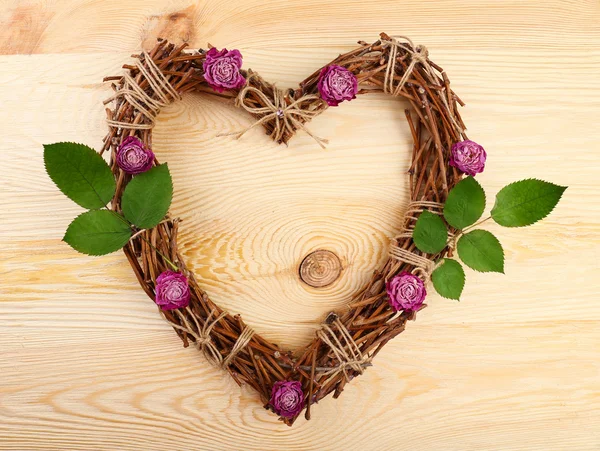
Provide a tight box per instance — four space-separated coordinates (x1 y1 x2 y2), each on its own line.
463 216 492 233
115 208 177 271
136 235 179 271
107 208 133 228
447 216 492 250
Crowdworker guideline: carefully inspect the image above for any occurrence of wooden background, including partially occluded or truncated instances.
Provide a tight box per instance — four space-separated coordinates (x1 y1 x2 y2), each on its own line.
1 0 599 449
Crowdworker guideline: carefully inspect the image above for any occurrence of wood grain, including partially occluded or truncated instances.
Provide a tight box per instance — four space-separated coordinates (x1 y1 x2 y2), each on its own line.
1 0 599 449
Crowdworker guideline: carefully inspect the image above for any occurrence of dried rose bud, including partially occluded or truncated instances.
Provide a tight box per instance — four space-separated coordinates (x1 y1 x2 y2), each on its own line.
116 136 154 175
386 271 426 312
317 65 358 106
270 380 304 418
155 271 190 310
449 140 487 176
202 47 246 93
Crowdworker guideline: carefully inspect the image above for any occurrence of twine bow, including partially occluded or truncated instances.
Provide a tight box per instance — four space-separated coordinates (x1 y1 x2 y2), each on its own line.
220 73 329 148
383 35 430 97
316 318 372 384
104 52 181 130
382 36 463 134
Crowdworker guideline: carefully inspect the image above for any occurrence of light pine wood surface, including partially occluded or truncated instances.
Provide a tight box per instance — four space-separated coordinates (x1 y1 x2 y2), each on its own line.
1 1 599 450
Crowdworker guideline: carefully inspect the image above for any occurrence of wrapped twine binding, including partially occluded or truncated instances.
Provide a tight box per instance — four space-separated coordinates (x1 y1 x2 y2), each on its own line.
316 317 372 385
389 201 445 283
162 307 255 368
162 308 226 365
101 33 467 425
104 52 181 130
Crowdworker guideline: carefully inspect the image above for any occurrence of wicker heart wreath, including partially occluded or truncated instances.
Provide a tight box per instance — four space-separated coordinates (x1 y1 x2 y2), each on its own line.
43 33 566 425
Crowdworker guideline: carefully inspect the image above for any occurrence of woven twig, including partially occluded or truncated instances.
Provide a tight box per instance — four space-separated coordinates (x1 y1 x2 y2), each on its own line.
102 33 466 426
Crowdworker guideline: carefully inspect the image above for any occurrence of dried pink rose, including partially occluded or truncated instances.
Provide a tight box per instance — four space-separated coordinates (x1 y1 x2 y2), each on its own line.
155 271 190 310
317 65 358 106
449 140 487 176
202 47 246 93
116 136 154 175
386 271 426 312
270 380 304 418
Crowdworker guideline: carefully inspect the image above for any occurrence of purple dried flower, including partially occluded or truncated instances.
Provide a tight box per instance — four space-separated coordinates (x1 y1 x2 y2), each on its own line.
155 271 190 310
386 271 426 312
202 47 246 93
449 140 487 176
317 65 358 106
270 380 304 418
116 136 154 175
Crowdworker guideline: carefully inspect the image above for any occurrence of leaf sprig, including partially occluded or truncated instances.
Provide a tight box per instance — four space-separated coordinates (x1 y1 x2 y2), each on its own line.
45 143 567 301
44 142 173 256
412 176 566 300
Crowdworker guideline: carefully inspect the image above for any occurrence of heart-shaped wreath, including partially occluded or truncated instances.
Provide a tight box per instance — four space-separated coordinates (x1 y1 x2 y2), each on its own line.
43 33 565 425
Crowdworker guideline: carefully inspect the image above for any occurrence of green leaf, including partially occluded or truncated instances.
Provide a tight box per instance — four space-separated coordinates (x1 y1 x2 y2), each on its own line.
457 229 504 273
121 164 173 229
444 176 486 229
432 259 465 300
44 142 116 209
412 210 448 254
63 210 132 256
491 179 567 227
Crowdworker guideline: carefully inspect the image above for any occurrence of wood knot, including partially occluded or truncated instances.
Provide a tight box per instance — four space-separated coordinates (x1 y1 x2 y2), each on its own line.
299 250 342 288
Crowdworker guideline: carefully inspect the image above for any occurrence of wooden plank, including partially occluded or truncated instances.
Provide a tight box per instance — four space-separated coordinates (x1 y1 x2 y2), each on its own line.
1 0 599 449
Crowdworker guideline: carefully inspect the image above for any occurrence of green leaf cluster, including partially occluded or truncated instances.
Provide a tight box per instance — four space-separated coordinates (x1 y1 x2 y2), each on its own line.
412 175 566 300
44 142 173 256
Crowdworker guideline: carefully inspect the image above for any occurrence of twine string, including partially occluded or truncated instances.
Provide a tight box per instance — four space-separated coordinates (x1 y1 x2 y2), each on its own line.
219 73 329 148
389 201 445 283
389 246 437 282
316 318 371 383
163 307 254 368
192 308 228 365
383 35 429 97
382 36 463 134
446 230 459 250
104 52 181 130
222 325 255 368
395 200 445 240
162 307 227 365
